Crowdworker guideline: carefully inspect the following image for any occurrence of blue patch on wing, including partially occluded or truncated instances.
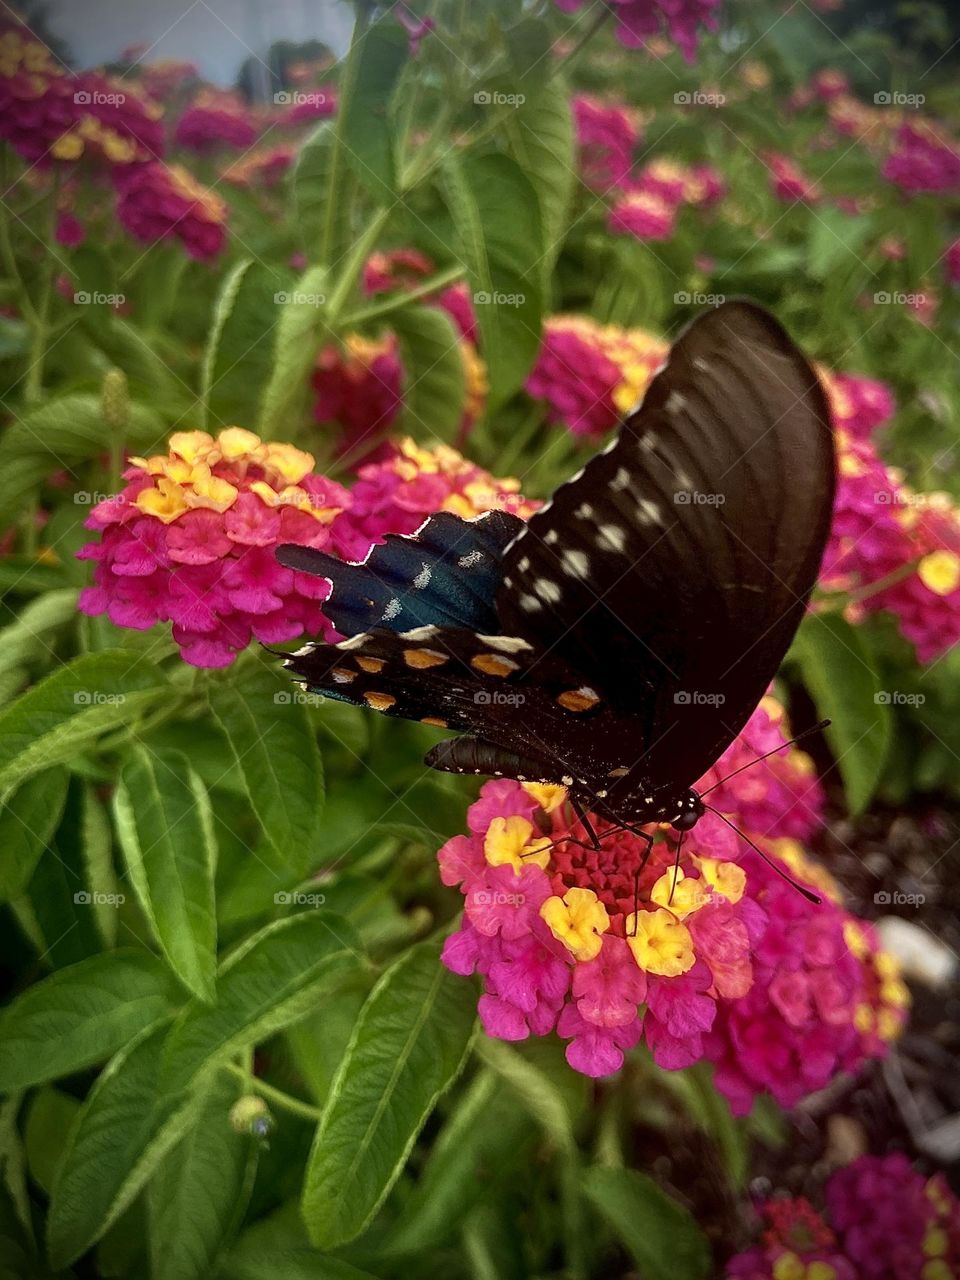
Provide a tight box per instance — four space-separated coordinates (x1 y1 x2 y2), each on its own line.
276 509 524 637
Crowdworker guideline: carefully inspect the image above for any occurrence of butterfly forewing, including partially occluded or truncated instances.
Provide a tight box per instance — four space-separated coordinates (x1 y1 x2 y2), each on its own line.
495 301 835 794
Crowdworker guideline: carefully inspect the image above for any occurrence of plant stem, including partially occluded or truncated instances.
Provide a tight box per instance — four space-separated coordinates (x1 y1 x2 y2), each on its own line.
340 265 466 329
220 1062 324 1123
323 205 391 328
838 559 920 606
24 169 60 405
319 3 371 267
549 5 612 80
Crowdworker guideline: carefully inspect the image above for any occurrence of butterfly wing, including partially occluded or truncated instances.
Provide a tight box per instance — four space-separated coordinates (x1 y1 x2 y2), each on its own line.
495 300 835 792
276 509 524 636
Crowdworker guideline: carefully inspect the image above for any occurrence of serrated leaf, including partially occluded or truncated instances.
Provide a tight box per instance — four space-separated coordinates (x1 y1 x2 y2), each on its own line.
113 747 218 1002
47 1023 201 1268
201 259 289 429
148 1074 256 1280
441 152 543 411
0 650 168 795
340 20 407 202
790 612 891 813
0 768 69 905
208 665 323 872
294 122 340 256
302 939 475 1249
161 913 359 1094
582 1166 710 1280
0 950 177 1092
391 304 466 442
257 266 328 436
504 75 574 286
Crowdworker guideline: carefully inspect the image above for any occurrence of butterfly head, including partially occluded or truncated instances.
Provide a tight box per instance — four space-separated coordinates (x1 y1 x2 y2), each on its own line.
672 790 704 832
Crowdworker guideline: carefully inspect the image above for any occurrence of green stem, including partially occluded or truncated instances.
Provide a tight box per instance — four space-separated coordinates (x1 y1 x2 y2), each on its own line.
835 559 920 607
24 169 60 405
220 1062 324 1123
0 156 38 327
549 5 612 80
340 265 466 329
319 3 371 266
323 205 391 328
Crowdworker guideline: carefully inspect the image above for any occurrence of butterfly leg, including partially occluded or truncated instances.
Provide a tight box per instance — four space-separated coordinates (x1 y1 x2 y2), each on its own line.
570 796 602 851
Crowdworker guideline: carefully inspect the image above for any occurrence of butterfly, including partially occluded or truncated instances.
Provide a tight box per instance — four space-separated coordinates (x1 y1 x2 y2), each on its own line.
277 300 835 847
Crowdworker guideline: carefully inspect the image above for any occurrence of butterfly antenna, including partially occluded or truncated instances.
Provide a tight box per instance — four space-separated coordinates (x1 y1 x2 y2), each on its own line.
668 829 685 905
630 868 640 937
702 803 821 905
699 719 831 798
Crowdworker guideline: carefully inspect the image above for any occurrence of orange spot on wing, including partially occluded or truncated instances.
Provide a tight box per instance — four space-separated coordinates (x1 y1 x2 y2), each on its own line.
331 667 356 683
557 688 600 713
471 653 519 677
356 656 386 674
404 648 448 669
421 716 448 728
364 691 396 711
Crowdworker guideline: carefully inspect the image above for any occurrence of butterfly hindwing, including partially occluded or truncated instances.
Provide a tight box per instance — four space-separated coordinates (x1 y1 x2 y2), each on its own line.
277 509 524 636
495 300 835 794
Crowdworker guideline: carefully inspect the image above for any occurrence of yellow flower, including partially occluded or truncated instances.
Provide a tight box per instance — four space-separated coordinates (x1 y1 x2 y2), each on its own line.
691 855 746 905
918 550 960 596
217 426 262 461
135 477 189 523
540 888 609 961
522 782 567 814
483 816 550 873
169 430 216 466
626 908 695 977
771 1250 805 1280
650 868 711 918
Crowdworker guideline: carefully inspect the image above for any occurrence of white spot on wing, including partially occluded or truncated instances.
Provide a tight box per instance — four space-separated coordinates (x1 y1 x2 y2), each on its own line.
337 632 371 650
611 467 631 491
413 564 432 589
693 356 710 372
519 593 543 612
382 598 401 621
400 625 439 640
574 502 594 520
597 525 626 552
458 550 484 568
534 578 562 603
476 634 534 653
561 549 589 579
665 390 688 414
637 499 662 525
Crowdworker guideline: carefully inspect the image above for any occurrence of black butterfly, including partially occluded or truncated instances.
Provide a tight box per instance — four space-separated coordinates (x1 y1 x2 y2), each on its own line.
277 300 835 843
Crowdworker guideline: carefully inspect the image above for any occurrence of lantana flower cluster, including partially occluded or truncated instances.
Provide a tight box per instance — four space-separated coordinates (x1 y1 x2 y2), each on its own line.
882 123 960 196
312 250 487 454
554 0 720 63
438 698 904 1096
608 158 726 241
525 315 668 436
77 429 537 665
113 162 229 261
572 94 641 190
727 1154 960 1280
173 89 259 152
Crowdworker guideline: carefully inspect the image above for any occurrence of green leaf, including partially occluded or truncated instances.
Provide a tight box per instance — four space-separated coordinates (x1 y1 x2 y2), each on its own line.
391 304 466 442
294 123 339 256
0 589 78 680
474 1037 576 1152
224 1246 380 1280
257 266 328 436
790 612 891 813
0 950 177 1093
340 20 407 202
148 1074 256 1280
807 207 874 281
0 650 168 795
302 939 475 1249
113 748 218 1002
24 1088 80 1195
504 75 574 287
161 913 359 1093
0 768 69 905
201 259 290 429
47 1023 201 1268
582 1166 710 1280
441 152 543 411
208 664 323 872
0 395 166 529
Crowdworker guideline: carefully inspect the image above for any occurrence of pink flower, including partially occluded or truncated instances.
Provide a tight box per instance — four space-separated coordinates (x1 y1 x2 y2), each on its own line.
767 153 822 203
822 369 896 439
573 95 640 190
556 0 720 63
113 162 228 260
312 333 406 454
609 190 676 240
883 123 960 195
946 238 960 286
174 90 258 152
78 428 349 667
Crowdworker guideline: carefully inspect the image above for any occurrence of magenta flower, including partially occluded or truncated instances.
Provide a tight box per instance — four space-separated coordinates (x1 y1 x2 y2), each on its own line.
573 94 640 190
174 90 258 152
767 153 822 203
555 0 720 62
609 189 676 240
78 428 350 667
883 123 960 195
312 333 406 456
113 161 228 260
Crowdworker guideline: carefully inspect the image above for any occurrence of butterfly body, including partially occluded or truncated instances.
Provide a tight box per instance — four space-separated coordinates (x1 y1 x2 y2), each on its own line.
279 301 835 835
